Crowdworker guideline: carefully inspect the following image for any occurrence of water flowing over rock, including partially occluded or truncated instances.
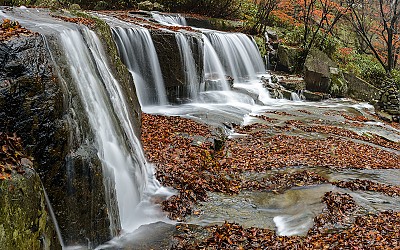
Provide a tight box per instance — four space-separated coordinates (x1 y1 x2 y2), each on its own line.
152 12 187 26
111 12 268 105
175 32 202 100
0 9 171 248
204 31 265 82
112 27 168 106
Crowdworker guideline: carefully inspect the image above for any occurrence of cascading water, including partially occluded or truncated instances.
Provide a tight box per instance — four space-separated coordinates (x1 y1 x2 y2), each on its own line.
202 34 230 91
152 12 187 26
59 27 166 233
175 32 201 99
111 26 168 106
204 32 265 82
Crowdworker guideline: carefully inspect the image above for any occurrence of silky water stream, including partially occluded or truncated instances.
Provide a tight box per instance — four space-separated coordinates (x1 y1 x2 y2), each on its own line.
1 8 399 248
109 11 400 244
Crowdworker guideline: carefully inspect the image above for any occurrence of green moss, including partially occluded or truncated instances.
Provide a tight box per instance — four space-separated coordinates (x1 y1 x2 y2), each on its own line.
254 36 267 58
0 172 59 249
330 73 348 97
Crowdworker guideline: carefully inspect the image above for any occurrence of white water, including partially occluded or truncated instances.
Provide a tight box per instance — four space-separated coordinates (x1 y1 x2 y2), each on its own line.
291 92 302 101
112 26 168 106
60 27 170 233
205 32 265 82
175 32 200 99
202 34 230 91
152 12 187 26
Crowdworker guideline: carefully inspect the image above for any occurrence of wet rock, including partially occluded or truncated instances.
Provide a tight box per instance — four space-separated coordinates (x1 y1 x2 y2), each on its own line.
0 170 61 250
302 90 330 101
0 133 60 249
278 76 305 91
276 44 302 73
0 34 112 246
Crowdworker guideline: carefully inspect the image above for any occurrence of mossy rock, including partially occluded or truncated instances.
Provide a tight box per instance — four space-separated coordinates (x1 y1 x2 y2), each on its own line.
330 73 348 97
277 44 302 73
34 0 61 9
93 1 108 11
0 170 60 250
69 3 81 10
138 1 155 11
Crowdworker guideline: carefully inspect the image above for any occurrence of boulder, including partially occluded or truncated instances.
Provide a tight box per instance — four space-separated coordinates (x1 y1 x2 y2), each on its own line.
302 90 330 101
0 170 61 250
304 49 348 97
276 44 302 73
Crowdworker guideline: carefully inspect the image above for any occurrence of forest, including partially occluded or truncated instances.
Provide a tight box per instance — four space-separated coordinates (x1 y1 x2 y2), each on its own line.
2 0 400 90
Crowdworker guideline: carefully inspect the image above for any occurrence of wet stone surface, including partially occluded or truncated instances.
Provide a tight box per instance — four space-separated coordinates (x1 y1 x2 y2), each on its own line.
140 99 400 248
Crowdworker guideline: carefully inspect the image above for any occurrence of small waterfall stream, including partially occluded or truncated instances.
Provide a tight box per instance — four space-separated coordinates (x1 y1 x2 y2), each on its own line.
175 32 200 99
202 34 230 91
112 26 168 106
60 27 161 233
204 32 265 82
152 12 187 26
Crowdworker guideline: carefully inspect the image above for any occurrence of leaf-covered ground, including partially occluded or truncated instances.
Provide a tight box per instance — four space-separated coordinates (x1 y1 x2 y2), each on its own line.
141 109 400 248
172 193 400 249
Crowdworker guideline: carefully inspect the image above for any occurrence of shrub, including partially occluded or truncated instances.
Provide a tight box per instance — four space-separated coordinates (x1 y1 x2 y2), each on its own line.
341 53 386 86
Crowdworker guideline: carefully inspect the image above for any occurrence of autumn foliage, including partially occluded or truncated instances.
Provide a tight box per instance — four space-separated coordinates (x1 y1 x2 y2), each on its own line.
0 133 32 180
0 19 35 42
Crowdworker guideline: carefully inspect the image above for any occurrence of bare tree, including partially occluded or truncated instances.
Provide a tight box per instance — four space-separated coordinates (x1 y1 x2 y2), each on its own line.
348 0 400 73
301 0 350 55
252 0 279 34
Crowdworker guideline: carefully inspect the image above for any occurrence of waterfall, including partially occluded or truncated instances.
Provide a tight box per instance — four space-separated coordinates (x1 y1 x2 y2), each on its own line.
291 92 302 101
204 32 265 82
112 26 168 106
59 27 165 233
175 32 200 99
152 12 187 26
202 34 230 91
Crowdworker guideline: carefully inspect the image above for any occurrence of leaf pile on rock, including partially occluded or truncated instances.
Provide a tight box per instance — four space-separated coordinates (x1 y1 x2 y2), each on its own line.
173 192 400 249
141 114 240 220
0 19 35 41
296 123 400 151
309 192 359 235
114 12 196 32
223 131 399 170
142 112 399 220
243 170 328 192
334 179 400 196
0 132 32 180
51 15 96 28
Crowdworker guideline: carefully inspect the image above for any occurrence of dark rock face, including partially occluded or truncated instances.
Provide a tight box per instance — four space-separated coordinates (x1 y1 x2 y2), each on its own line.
0 35 112 246
0 169 61 250
276 44 302 73
151 30 203 103
304 49 348 97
